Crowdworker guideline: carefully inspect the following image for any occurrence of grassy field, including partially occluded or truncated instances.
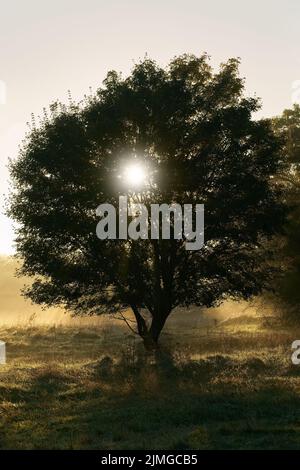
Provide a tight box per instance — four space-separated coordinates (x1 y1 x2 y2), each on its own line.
0 314 300 450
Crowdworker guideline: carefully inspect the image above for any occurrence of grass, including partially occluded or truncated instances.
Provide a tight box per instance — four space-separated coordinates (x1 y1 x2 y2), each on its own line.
0 316 300 449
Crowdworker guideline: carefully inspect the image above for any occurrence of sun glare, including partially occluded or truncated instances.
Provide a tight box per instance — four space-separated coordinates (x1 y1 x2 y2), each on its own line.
123 162 147 188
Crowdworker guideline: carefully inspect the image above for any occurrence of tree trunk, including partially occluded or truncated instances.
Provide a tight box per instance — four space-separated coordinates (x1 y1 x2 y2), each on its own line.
130 304 170 350
130 304 148 337
149 315 168 342
143 313 169 350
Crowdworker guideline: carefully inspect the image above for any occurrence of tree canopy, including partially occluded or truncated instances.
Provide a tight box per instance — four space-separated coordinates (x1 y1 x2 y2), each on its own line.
8 54 286 347
272 105 300 317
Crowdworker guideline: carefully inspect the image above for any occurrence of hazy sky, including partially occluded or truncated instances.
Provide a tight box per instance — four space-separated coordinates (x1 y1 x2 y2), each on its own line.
0 0 299 254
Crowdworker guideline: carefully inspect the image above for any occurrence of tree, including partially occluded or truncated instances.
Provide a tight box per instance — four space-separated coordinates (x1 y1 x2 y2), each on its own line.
8 54 286 349
272 105 300 318
272 104 300 188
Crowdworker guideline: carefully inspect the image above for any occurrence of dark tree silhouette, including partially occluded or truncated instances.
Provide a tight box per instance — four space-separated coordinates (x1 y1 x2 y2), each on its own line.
8 54 285 348
272 105 300 317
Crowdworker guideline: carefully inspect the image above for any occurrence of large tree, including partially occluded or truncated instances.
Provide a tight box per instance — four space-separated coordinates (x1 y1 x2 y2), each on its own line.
272 105 300 317
8 54 285 348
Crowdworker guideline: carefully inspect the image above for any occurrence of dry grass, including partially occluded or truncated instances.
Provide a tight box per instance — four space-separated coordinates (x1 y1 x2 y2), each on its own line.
0 315 300 449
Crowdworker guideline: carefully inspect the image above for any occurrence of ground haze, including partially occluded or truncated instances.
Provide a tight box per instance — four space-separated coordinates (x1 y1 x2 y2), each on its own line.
1 256 299 450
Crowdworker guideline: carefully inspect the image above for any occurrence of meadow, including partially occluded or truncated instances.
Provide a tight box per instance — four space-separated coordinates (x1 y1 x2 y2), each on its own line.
0 313 300 450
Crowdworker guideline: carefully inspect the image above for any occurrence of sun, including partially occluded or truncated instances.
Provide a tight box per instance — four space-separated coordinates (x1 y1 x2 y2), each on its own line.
123 162 147 188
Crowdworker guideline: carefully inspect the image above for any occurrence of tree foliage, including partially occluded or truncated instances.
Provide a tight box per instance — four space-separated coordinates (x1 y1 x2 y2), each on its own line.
8 54 286 347
272 105 300 317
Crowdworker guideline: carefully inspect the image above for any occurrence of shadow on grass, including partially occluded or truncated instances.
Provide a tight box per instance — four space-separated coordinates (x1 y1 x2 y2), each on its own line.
1 350 300 450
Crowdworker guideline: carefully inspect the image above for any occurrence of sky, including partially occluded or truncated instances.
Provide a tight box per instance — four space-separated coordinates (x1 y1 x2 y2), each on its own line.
0 0 299 254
